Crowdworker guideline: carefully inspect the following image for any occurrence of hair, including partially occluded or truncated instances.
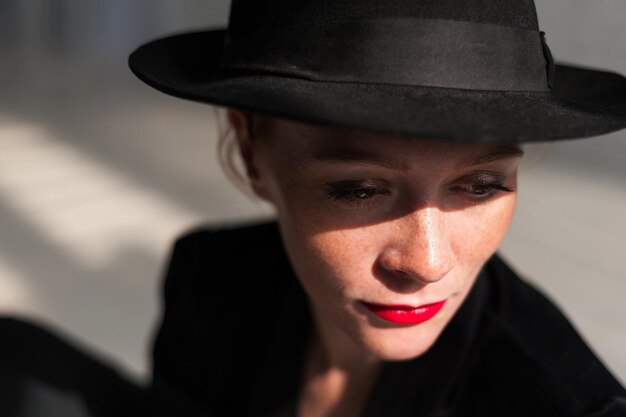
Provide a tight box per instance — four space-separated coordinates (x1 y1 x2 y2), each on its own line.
214 107 262 202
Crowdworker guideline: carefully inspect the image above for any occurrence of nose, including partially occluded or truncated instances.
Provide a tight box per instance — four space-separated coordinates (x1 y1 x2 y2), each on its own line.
377 207 455 285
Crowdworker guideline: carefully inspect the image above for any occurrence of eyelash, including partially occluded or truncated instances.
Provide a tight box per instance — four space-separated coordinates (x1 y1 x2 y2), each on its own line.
452 183 515 203
325 182 514 208
326 187 389 208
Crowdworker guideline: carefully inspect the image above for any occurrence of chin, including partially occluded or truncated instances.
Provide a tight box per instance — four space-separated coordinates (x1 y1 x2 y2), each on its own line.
360 321 447 362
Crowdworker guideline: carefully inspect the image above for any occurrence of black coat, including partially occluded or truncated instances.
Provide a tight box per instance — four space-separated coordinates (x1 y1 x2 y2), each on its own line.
151 220 626 417
2 220 625 416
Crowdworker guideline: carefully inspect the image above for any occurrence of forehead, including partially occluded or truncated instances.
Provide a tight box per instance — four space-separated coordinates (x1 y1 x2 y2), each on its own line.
262 117 522 169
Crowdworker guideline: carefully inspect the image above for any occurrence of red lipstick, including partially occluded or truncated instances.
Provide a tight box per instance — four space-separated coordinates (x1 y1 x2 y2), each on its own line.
361 300 447 325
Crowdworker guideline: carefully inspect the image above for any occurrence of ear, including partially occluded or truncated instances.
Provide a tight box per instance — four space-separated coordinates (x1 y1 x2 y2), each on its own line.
227 109 275 204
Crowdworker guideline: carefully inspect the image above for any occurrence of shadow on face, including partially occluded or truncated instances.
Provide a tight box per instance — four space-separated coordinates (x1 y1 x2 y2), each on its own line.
240 114 523 220
230 110 525 361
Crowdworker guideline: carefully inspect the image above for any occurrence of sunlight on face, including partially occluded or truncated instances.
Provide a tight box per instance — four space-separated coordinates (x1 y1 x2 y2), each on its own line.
245 115 522 363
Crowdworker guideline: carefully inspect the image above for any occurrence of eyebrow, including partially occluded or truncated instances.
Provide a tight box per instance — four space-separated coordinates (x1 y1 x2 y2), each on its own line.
308 148 410 171
305 145 524 172
467 146 525 166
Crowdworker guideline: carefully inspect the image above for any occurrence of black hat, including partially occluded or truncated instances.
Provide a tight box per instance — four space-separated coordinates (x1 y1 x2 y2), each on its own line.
129 0 626 144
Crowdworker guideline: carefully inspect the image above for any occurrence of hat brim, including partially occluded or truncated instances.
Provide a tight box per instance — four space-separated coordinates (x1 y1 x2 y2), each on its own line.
129 29 626 143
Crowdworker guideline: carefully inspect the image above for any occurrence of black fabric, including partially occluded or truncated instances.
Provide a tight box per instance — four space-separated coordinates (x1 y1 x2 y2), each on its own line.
150 219 302 417
226 0 541 34
0 318 150 417
222 18 550 92
128 0 626 144
150 220 626 417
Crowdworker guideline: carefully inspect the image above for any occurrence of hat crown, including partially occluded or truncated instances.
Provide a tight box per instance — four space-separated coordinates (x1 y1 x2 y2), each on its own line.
222 0 550 93
227 0 540 35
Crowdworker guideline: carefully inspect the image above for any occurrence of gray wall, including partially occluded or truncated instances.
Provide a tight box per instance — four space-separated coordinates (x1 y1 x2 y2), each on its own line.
0 1 624 385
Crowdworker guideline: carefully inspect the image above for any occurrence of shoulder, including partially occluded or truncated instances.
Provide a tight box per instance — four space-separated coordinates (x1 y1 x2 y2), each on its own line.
463 254 626 416
161 218 287 294
151 218 294 412
168 217 283 261
157 216 291 328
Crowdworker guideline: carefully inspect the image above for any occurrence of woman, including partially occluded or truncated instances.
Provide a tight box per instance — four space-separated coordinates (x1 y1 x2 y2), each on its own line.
128 0 626 416
1 0 625 416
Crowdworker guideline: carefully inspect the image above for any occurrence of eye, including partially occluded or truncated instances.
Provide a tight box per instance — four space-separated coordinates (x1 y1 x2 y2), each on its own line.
325 181 389 208
448 171 515 203
327 187 378 201
473 184 512 197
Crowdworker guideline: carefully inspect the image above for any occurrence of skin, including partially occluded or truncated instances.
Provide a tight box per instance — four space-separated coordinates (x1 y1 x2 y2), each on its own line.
228 110 523 417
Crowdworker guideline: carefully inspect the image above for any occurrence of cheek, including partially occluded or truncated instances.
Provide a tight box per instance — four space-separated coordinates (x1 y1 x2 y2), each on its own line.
278 216 380 316
271 180 368 279
451 194 517 264
283 193 517 276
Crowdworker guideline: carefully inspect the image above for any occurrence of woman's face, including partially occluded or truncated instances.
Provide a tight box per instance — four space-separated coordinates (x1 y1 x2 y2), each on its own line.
233 112 522 363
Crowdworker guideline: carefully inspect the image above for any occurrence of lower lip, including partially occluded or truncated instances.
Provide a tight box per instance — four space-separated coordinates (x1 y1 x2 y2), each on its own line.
361 300 447 325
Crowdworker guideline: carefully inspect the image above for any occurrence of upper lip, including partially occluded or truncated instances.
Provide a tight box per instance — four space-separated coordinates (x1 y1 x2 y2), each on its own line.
362 300 445 310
